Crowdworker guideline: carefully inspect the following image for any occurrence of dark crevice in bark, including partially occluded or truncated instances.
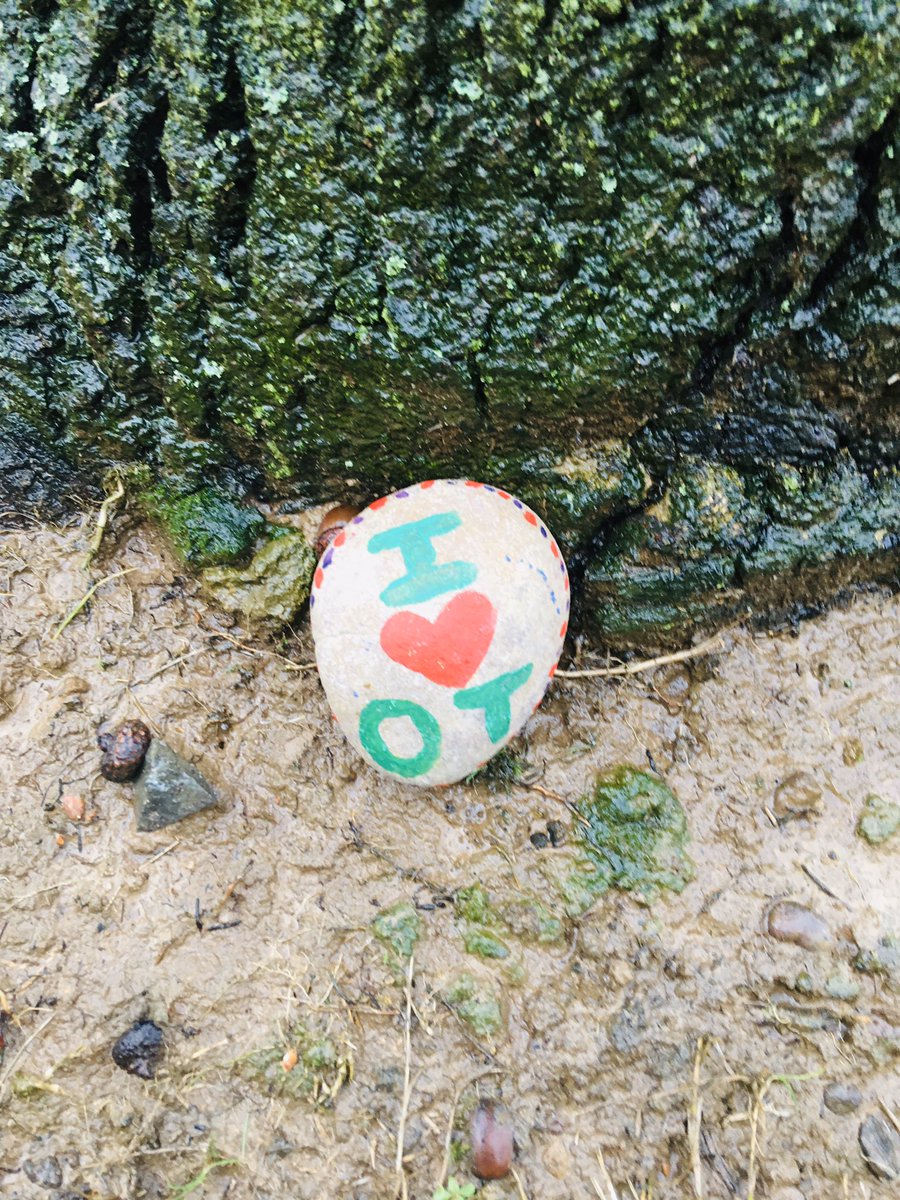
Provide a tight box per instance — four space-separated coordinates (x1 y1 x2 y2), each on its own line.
82 2 152 111
9 29 66 215
806 102 899 311
644 106 899 482
26 0 60 20
421 0 456 111
10 48 39 135
538 0 560 38
124 86 168 350
128 90 170 272
634 182 802 479
466 349 491 430
204 52 257 270
690 185 800 402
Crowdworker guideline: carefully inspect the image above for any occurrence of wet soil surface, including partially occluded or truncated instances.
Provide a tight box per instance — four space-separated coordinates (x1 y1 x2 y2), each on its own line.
1 520 898 1199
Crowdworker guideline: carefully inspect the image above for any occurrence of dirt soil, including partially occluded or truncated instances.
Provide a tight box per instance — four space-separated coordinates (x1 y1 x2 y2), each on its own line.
1 516 898 1200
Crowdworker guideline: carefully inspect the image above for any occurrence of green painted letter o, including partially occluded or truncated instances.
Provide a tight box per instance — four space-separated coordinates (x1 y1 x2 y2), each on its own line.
359 699 441 779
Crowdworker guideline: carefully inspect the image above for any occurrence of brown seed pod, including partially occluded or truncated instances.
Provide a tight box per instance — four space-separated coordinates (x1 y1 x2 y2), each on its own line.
98 720 152 782
471 1101 514 1180
314 505 361 558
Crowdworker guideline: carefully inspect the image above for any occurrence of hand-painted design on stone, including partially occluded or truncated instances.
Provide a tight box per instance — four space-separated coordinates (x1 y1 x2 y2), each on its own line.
311 480 569 786
381 590 497 688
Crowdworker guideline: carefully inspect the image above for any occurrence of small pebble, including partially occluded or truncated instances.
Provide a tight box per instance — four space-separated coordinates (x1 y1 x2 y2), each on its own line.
98 719 152 782
823 1082 863 1115
772 771 822 822
856 794 900 846
61 793 85 821
132 740 217 831
471 1101 514 1180
766 901 830 950
652 664 691 714
542 1138 570 1180
547 819 565 847
824 969 860 1001
111 1019 163 1079
23 1156 63 1189
530 830 550 849
858 1113 900 1181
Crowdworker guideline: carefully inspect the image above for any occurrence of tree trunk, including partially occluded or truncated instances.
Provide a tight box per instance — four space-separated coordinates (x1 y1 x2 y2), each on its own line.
2 0 897 644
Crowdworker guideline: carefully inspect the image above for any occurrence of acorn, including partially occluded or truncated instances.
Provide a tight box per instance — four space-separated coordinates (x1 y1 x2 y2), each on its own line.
98 720 152 782
314 504 361 559
471 1101 514 1180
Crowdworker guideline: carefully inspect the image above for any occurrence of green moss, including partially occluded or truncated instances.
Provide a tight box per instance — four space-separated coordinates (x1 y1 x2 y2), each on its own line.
585 454 900 648
444 974 503 1039
147 486 265 568
455 885 512 959
457 884 565 953
455 885 494 926
565 766 694 911
201 528 315 621
464 745 528 788
496 897 565 945
372 901 421 960
461 927 510 960
857 795 900 846
241 1021 347 1102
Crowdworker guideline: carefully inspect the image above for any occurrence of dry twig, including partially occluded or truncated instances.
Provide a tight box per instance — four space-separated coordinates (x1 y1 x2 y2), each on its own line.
593 1147 619 1199
395 954 414 1199
51 567 138 640
688 1037 708 1198
555 628 730 680
83 475 125 568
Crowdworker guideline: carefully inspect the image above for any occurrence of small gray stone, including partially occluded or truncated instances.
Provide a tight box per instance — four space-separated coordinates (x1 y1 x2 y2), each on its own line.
766 901 830 950
132 740 217 831
23 1156 62 1189
823 1081 863 1115
856 794 900 845
859 1113 900 1181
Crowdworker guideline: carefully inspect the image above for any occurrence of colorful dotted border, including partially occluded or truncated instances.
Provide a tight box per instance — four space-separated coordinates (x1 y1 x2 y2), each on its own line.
310 480 570 620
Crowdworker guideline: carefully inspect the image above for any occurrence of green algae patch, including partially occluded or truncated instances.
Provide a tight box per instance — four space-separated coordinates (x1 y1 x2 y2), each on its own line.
373 901 421 961
201 528 315 622
240 1021 351 1104
857 795 900 846
456 883 562 958
455 885 511 960
455 885 494 926
148 487 265 568
443 974 503 1040
565 766 694 911
464 745 528 789
496 897 565 946
461 927 510 960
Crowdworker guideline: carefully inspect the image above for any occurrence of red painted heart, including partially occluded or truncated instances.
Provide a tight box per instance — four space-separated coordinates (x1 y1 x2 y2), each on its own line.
380 591 497 688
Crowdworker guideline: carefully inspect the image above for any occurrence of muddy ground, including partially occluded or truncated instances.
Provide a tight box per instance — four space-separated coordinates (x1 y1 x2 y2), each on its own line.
1 515 898 1200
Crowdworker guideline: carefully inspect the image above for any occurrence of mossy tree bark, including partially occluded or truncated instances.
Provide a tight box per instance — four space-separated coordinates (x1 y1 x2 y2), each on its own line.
2 0 898 644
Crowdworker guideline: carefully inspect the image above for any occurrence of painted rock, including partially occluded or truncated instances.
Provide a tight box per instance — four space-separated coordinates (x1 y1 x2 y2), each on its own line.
311 480 569 786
